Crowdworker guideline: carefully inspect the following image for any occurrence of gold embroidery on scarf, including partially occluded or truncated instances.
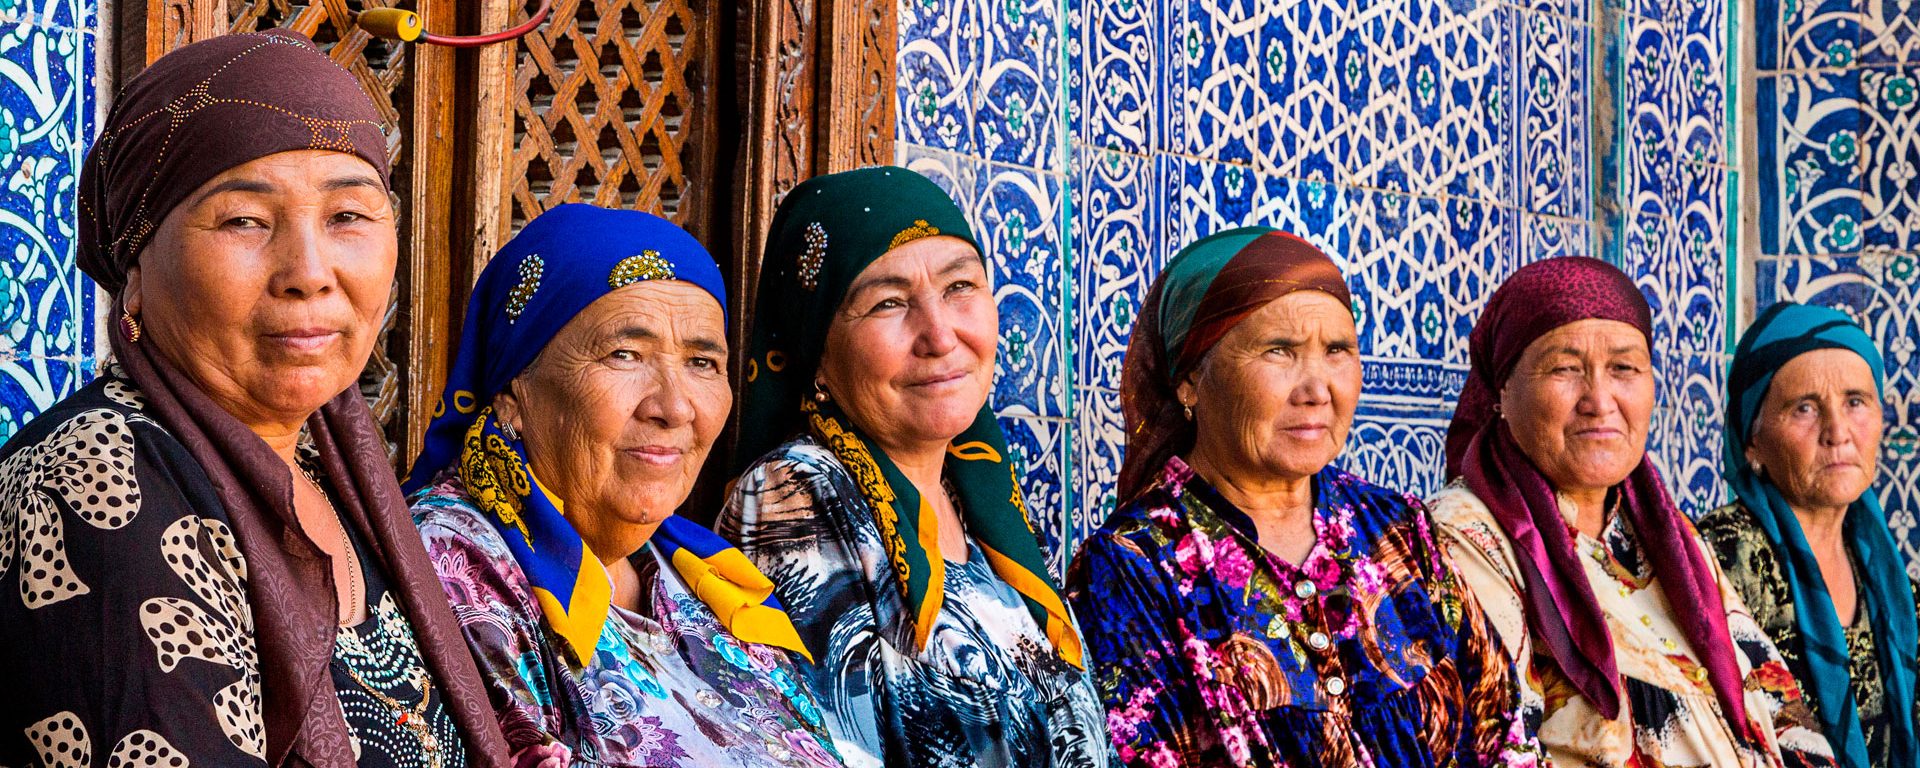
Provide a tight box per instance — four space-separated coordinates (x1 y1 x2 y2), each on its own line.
798 223 828 291
805 400 910 588
458 410 535 549
506 254 544 323
889 220 941 250
609 250 676 288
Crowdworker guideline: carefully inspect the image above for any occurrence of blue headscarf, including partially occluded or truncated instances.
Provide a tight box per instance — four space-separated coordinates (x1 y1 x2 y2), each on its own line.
1725 301 1917 768
405 204 808 667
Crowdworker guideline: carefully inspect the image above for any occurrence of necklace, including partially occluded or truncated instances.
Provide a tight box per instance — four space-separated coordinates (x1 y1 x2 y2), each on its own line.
336 661 445 768
298 465 362 621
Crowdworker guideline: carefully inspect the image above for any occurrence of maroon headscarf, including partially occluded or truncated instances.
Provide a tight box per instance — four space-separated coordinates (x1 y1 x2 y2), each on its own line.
1446 256 1755 740
77 31 508 766
1118 227 1350 502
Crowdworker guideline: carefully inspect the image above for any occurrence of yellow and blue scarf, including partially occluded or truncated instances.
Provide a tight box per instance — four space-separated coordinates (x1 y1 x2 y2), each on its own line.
407 203 806 666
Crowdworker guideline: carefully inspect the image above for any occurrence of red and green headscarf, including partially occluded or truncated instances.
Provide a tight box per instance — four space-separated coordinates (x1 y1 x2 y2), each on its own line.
736 166 1081 668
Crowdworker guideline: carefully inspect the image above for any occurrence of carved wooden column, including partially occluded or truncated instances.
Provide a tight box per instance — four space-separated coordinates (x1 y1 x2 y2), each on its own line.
732 0 896 361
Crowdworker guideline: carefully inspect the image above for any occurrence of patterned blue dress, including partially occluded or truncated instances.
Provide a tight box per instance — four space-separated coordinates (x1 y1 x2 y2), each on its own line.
1067 456 1540 767
720 437 1109 768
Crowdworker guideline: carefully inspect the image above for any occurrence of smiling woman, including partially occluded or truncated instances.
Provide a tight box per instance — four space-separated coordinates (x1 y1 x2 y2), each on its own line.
0 29 510 768
1428 257 1837 768
403 204 842 768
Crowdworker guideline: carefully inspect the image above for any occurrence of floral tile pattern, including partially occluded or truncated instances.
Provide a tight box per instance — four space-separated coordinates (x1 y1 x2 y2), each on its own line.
0 14 95 445
900 0 1737 566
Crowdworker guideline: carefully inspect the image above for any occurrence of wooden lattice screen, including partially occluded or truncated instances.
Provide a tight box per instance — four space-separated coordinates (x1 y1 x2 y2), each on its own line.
497 0 718 243
120 0 895 472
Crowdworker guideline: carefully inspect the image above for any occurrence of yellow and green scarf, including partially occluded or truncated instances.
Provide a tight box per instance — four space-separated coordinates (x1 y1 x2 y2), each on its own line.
737 166 1080 667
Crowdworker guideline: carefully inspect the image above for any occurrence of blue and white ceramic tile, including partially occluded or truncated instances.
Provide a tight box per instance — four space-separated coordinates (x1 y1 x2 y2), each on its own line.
1859 66 1920 253
996 413 1073 580
1072 147 1160 392
1757 70 1868 256
1344 394 1454 498
1522 215 1595 260
1858 0 1920 65
975 0 1063 169
1069 0 1157 153
1255 0 1346 183
0 0 94 30
896 142 980 200
1754 253 1920 426
897 0 982 155
1346 190 1516 366
1520 12 1592 218
1344 0 1513 203
1164 0 1263 168
1161 155 1347 261
1761 0 1864 70
1071 386 1124 550
0 19 94 444
1646 351 1728 518
974 163 1067 418
1676 0 1728 166
1620 16 1679 270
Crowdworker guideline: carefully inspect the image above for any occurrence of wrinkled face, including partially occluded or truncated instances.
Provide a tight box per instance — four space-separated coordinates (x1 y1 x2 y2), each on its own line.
1746 348 1883 512
1499 319 1656 495
126 150 396 429
495 280 731 531
819 236 997 449
1177 291 1361 483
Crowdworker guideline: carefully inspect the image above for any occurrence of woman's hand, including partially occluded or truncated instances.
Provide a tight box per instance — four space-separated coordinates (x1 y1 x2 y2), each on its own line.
511 741 572 768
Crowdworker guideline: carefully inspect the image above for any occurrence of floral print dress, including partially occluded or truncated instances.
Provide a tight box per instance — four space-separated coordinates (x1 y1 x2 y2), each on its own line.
413 474 843 768
1068 456 1540 768
1697 501 1920 768
1429 481 1836 768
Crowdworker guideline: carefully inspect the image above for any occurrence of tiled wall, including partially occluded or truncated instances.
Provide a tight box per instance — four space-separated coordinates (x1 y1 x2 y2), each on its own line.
0 0 98 445
895 0 1736 576
1755 0 1920 559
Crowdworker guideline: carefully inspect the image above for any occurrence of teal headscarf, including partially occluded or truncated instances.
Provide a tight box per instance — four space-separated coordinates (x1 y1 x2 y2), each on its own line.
1725 301 1918 768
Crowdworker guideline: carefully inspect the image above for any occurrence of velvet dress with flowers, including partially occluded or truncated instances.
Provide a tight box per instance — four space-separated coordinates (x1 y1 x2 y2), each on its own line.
1068 457 1540 768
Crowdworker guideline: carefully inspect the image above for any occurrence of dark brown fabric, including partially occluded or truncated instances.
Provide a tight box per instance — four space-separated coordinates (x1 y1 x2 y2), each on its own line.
116 340 510 767
76 29 388 296
1117 230 1350 503
77 28 504 768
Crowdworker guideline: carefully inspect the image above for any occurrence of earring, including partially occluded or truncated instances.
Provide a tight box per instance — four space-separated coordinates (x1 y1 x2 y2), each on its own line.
120 311 142 342
1183 403 1194 421
498 421 522 441
814 380 830 403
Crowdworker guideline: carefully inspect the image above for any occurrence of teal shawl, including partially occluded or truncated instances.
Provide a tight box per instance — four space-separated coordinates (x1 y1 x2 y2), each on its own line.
1725 301 1918 768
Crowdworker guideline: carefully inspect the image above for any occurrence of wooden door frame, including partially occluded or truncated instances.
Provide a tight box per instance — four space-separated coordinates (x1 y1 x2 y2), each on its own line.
110 0 899 479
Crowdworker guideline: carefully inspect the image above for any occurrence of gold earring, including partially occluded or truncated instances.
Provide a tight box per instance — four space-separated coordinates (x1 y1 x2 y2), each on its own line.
814 380 830 403
1183 403 1193 421
120 311 142 342
499 421 522 441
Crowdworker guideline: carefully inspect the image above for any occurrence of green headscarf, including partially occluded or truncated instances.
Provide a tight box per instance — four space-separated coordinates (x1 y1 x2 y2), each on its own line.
735 166 1081 667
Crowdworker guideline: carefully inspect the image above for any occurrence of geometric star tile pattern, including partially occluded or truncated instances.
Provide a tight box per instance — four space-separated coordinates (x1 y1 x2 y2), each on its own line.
898 0 1738 577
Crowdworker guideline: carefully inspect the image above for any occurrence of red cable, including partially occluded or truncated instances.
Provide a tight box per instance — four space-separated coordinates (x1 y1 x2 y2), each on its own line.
419 0 553 47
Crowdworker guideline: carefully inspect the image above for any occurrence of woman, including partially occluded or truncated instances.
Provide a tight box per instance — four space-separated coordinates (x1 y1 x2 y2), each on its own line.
0 31 509 766
1696 301 1917 768
1428 256 1834 767
404 204 843 768
720 166 1106 767
1067 227 1538 767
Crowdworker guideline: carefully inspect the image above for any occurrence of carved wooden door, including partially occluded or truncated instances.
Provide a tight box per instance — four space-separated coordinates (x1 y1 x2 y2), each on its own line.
115 0 896 476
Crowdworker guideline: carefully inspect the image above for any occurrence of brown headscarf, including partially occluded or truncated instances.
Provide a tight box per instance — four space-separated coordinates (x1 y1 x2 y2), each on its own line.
76 31 508 766
1444 256 1756 741
1117 226 1350 502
